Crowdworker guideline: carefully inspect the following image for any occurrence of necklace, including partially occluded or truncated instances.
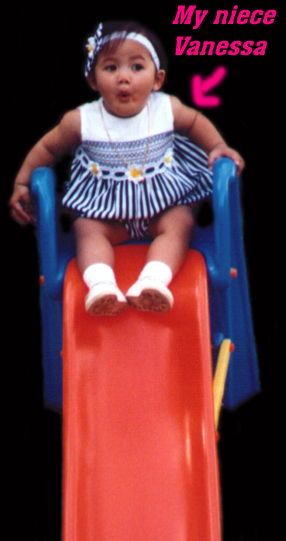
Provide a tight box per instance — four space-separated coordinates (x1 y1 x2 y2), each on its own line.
99 101 150 183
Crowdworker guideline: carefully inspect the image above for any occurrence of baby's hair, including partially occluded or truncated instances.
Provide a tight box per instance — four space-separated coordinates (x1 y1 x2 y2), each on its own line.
86 19 168 84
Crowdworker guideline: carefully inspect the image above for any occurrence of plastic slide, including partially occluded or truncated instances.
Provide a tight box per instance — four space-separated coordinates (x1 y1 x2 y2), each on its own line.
62 245 221 541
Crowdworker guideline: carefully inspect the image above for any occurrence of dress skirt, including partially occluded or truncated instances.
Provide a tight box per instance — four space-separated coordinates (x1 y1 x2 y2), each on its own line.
63 132 213 228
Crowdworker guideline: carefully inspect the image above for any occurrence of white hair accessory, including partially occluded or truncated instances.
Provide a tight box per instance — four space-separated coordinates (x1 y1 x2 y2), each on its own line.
85 24 160 77
85 23 103 76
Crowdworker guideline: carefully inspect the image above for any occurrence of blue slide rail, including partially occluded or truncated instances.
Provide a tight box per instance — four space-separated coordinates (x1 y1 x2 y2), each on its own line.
31 158 260 411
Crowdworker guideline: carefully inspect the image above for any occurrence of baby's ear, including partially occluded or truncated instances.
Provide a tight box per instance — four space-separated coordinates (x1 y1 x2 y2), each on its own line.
153 69 166 91
86 72 97 91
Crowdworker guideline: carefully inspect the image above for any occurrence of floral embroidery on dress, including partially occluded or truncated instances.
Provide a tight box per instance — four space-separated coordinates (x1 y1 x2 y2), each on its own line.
89 161 102 179
164 150 173 167
127 167 145 183
80 133 174 180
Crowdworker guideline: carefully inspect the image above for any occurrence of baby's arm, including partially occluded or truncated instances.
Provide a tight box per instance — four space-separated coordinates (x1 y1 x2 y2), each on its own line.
171 96 245 175
10 109 81 225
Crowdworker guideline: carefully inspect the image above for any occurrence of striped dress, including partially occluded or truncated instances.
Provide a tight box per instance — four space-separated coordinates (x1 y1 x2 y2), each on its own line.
62 92 213 238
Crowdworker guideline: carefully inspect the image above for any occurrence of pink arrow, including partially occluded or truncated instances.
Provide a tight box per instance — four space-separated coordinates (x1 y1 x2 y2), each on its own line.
191 66 227 108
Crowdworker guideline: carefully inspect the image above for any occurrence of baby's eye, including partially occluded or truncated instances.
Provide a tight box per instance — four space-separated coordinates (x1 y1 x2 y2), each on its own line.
105 64 117 72
132 63 144 72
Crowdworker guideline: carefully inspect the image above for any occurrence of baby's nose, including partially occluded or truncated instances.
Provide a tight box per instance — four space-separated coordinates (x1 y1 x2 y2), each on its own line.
117 68 131 83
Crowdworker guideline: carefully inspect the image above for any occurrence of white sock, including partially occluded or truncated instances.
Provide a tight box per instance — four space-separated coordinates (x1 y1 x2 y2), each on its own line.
139 261 173 286
83 263 116 290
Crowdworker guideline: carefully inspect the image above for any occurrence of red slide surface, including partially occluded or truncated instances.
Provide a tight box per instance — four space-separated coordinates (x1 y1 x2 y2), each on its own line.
62 245 221 540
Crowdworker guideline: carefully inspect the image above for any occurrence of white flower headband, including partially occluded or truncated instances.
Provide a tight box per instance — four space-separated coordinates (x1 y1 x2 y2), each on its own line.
85 23 160 77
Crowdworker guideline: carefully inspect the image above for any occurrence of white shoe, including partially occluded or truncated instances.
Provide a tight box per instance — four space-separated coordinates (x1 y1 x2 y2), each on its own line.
85 282 127 316
126 278 173 313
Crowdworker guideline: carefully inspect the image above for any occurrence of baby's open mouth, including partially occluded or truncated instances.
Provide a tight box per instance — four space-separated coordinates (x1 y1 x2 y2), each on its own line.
118 92 131 101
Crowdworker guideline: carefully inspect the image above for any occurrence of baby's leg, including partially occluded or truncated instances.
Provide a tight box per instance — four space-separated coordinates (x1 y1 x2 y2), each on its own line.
147 204 194 275
74 217 129 272
74 217 129 315
126 205 194 312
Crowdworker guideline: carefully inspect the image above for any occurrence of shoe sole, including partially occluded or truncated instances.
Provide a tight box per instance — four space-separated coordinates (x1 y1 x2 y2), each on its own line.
126 288 172 313
86 294 127 316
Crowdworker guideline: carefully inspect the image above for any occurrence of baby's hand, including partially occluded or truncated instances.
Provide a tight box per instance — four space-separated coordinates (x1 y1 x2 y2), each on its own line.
9 184 35 226
208 143 245 176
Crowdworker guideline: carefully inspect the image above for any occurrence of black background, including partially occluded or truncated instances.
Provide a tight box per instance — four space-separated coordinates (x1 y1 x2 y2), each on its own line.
6 3 282 539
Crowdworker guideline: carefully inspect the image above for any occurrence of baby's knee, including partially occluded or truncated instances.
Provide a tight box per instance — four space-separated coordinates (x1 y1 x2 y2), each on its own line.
74 216 129 245
178 205 195 228
167 205 194 235
175 208 194 244
150 205 194 238
74 217 104 239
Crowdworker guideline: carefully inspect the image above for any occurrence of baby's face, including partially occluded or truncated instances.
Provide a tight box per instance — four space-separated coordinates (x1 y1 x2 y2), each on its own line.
91 39 165 117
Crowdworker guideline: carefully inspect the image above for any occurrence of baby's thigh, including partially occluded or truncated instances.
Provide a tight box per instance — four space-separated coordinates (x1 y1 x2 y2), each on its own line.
149 205 194 237
74 217 129 245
